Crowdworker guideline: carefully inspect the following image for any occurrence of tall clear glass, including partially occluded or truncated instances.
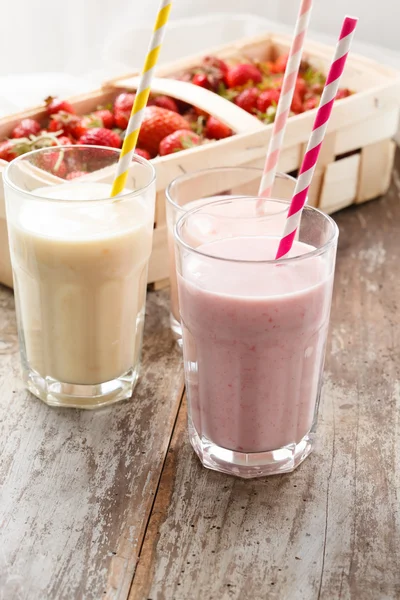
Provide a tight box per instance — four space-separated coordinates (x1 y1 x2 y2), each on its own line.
175 197 338 478
4 146 156 409
166 167 296 339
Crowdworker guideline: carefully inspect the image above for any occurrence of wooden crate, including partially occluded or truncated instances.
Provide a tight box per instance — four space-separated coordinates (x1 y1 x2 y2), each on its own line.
0 32 399 289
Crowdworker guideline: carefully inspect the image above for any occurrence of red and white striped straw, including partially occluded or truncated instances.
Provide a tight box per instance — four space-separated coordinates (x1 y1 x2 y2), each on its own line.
258 0 313 199
275 16 358 260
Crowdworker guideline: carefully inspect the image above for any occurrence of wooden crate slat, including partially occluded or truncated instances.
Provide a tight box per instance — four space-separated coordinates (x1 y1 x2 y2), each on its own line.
151 278 170 291
307 171 324 208
148 225 169 284
302 132 337 208
155 189 167 229
319 154 361 213
356 139 396 203
335 107 399 156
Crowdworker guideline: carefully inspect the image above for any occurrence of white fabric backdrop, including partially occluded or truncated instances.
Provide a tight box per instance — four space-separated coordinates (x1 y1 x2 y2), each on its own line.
0 0 399 127
0 0 399 76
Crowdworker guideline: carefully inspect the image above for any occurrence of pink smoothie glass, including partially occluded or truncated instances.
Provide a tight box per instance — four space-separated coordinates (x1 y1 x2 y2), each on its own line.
166 168 296 340
174 197 338 478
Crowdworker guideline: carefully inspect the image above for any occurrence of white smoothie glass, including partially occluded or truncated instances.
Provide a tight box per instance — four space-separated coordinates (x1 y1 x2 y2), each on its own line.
4 146 156 409
166 167 296 339
174 197 338 478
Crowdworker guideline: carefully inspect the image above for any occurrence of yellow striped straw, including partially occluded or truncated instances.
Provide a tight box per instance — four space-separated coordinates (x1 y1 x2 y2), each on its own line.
111 0 172 197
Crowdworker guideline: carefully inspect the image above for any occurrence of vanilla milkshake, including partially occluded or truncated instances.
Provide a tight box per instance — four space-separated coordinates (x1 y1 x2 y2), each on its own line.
4 147 155 408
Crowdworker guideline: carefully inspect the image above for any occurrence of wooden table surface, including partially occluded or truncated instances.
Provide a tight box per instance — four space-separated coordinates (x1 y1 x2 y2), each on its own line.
1 152 399 600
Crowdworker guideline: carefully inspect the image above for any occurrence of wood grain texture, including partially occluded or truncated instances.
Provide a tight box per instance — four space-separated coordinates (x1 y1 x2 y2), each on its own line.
0 289 184 600
130 151 400 600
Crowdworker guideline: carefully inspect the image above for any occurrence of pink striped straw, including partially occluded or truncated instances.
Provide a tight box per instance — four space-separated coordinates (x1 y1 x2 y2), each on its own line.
258 0 313 200
275 16 358 260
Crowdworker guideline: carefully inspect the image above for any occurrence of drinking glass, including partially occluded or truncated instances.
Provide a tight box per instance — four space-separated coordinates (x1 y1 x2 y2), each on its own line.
166 167 296 339
4 146 156 409
174 196 338 478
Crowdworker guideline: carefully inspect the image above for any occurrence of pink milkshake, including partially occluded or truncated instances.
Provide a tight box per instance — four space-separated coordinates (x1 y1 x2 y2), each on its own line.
175 198 338 478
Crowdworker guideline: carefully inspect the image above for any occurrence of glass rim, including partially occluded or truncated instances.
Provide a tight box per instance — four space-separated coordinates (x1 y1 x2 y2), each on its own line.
174 196 339 266
3 144 156 203
165 166 296 213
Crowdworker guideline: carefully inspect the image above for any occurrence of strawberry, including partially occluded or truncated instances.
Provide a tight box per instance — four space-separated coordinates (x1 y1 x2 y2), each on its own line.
36 151 68 178
78 128 122 148
64 153 83 173
0 140 18 161
138 106 191 157
184 109 207 133
291 91 303 114
259 105 277 125
257 89 280 113
45 96 75 115
264 61 284 75
134 148 152 160
205 116 232 140
295 77 307 98
80 114 102 129
202 55 229 78
159 130 201 156
31 131 74 148
193 106 209 118
0 137 33 160
68 119 88 140
114 110 130 130
336 88 352 100
303 96 319 111
262 60 277 75
11 118 41 139
191 56 229 92
273 54 289 74
66 171 87 180
192 73 212 90
201 55 229 87
113 92 135 113
311 83 324 95
113 93 136 129
226 64 262 88
57 135 75 146
48 117 64 134
92 109 115 128
153 95 179 113
49 112 87 139
235 88 259 113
